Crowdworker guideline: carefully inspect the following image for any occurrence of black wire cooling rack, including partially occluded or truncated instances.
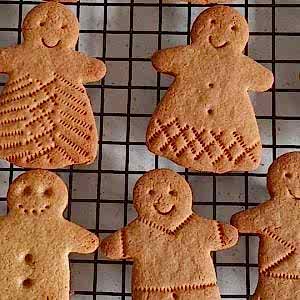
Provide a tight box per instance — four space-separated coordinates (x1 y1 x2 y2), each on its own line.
0 0 299 299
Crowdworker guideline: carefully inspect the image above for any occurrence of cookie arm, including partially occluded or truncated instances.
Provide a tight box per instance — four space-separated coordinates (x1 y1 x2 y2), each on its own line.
67 222 99 254
242 56 274 92
152 46 187 75
213 222 239 251
0 47 14 73
231 203 272 234
74 52 106 84
100 229 130 260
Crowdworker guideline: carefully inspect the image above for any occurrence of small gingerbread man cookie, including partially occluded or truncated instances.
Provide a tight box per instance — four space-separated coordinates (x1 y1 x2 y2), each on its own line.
100 169 238 300
231 152 300 299
147 6 274 174
0 170 99 299
0 2 106 169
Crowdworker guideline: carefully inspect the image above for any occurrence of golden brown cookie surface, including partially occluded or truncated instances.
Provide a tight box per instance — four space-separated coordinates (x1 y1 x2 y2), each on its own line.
231 152 300 299
147 6 274 174
100 169 238 300
0 170 99 299
0 2 106 169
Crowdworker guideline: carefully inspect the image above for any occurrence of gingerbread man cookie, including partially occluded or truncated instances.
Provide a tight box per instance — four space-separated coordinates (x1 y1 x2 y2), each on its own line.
147 6 274 174
0 2 106 169
100 169 238 300
0 170 99 299
231 152 300 299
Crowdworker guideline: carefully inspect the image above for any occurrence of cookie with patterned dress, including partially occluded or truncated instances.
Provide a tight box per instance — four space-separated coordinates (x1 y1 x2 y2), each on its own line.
147 6 273 173
0 2 106 168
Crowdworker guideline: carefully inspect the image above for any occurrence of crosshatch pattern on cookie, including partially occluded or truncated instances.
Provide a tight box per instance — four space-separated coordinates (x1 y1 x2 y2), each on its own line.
147 6 274 174
0 2 106 169
148 118 260 171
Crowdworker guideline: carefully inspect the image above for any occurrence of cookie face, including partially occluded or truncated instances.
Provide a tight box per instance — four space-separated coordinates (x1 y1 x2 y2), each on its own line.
100 169 238 299
0 170 99 299
147 6 273 174
267 152 300 199
191 6 248 52
0 2 106 169
231 152 300 299
8 170 68 216
23 2 79 49
133 169 192 229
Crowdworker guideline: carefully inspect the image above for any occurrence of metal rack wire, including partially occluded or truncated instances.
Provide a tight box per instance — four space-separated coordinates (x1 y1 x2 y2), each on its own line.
0 0 299 299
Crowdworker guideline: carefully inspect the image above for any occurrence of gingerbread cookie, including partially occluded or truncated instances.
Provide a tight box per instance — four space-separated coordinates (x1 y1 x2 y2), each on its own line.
147 6 274 174
0 2 106 169
100 169 238 300
0 169 99 299
231 152 300 299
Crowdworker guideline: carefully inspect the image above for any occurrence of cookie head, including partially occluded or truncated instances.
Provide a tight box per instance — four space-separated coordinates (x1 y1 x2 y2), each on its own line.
133 169 193 228
22 2 79 49
191 6 249 53
7 170 68 216
267 152 300 199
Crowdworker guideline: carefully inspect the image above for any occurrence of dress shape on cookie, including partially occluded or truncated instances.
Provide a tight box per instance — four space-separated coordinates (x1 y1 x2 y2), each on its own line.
231 152 300 300
0 170 99 299
0 2 106 168
100 169 238 300
147 6 274 174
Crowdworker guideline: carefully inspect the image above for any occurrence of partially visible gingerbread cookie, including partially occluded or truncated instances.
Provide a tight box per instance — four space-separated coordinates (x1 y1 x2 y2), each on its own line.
0 2 106 169
147 6 274 174
0 170 99 299
100 169 238 300
231 152 300 299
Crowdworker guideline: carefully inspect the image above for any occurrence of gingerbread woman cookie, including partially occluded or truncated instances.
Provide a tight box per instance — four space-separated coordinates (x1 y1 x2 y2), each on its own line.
0 2 106 169
100 169 238 300
0 169 99 299
231 152 300 299
147 6 274 174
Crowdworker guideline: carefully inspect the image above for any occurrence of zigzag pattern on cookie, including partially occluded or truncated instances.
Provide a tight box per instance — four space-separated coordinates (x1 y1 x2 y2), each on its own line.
0 72 96 168
134 282 217 292
138 213 195 235
148 118 259 168
259 228 299 279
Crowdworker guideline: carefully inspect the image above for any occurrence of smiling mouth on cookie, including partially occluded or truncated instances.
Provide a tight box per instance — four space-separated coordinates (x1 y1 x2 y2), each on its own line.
42 38 61 48
288 189 300 200
209 36 229 49
153 203 175 215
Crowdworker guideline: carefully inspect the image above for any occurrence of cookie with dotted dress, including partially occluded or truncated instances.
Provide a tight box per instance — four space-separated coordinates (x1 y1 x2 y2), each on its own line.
0 2 106 168
147 6 273 174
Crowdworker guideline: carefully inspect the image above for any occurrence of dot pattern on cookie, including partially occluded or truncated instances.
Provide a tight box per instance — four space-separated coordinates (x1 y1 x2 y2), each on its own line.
0 170 99 299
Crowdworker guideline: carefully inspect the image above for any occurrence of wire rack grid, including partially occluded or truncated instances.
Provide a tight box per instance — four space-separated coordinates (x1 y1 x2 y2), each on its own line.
0 0 299 299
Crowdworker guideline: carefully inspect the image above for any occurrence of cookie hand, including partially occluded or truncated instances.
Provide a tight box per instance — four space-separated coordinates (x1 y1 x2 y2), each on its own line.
217 223 239 249
100 230 126 260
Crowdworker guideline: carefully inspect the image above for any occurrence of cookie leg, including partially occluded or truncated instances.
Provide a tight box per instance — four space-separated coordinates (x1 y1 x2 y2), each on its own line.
175 285 221 300
132 289 174 300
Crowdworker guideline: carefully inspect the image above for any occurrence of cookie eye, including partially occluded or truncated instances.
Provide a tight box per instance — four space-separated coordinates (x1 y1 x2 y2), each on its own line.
169 190 178 197
61 24 67 30
285 173 292 179
40 22 46 27
23 186 32 196
210 19 216 25
149 189 155 196
231 25 238 31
